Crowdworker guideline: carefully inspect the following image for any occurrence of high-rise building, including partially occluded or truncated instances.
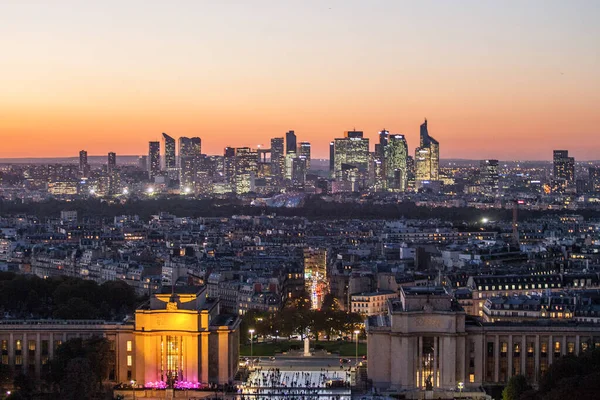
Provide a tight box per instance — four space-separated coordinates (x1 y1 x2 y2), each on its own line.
162 133 176 170
479 159 499 193
378 129 389 159
589 167 600 192
148 141 161 179
299 142 311 170
329 141 335 177
385 134 409 191
108 152 116 173
415 119 439 187
79 150 89 177
270 137 285 180
178 137 202 187
223 147 236 186
179 137 201 158
285 130 297 154
234 147 258 194
291 157 307 186
333 131 370 187
553 150 575 182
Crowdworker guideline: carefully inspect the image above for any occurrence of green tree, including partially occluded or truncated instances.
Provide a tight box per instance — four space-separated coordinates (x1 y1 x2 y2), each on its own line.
502 375 531 400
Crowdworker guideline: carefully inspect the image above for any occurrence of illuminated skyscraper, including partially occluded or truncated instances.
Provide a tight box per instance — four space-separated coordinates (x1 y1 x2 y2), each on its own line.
299 141 311 170
79 150 89 177
148 141 160 179
553 150 575 181
415 119 439 187
333 131 370 187
179 137 201 158
285 130 297 155
291 157 307 186
385 134 409 191
178 137 202 187
234 147 258 193
479 159 499 193
107 152 116 173
270 137 285 180
162 133 176 170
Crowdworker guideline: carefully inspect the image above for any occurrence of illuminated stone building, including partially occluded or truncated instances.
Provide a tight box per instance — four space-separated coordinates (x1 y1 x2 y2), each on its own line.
366 286 600 396
0 287 240 388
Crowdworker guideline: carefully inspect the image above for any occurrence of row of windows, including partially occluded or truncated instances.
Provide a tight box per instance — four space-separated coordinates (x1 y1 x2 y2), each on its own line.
478 283 559 291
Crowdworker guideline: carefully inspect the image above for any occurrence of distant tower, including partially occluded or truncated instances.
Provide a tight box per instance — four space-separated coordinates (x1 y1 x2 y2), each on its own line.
79 150 89 177
415 119 439 188
299 142 311 170
329 141 335 177
270 137 285 180
148 141 160 179
162 133 176 170
286 130 297 155
108 152 116 173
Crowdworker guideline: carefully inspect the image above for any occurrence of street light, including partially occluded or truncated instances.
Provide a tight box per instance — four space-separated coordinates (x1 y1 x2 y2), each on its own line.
130 380 137 400
458 381 464 397
354 330 360 367
249 329 255 369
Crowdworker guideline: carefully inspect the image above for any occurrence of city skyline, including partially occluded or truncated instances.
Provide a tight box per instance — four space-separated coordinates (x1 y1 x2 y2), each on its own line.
1 1 599 159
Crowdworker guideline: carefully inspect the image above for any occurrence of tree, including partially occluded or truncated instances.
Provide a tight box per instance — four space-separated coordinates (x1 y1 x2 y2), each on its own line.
61 358 98 400
502 375 531 400
50 337 113 389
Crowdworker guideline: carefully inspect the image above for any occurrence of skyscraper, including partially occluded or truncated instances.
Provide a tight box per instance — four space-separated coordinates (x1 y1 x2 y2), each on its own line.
553 150 575 182
234 147 258 193
178 137 202 187
79 150 89 177
179 137 201 158
286 130 297 155
479 159 499 193
108 152 116 173
223 147 236 186
415 119 439 187
385 134 409 191
333 131 370 188
378 129 389 159
589 167 600 193
329 142 335 177
299 142 311 170
270 137 285 180
148 141 160 179
162 133 176 170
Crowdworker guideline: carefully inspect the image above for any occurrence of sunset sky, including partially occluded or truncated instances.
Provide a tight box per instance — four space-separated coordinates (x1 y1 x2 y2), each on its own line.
1 0 599 160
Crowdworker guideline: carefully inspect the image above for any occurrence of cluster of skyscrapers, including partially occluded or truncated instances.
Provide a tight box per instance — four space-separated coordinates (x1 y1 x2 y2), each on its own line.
75 120 444 196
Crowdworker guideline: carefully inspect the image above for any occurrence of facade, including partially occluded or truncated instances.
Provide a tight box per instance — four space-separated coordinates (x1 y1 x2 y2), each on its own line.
589 167 600 192
79 150 89 177
351 290 397 315
415 119 439 187
234 147 258 194
366 286 600 395
299 141 311 170
179 136 202 159
553 150 575 191
148 141 161 179
0 287 240 387
108 152 116 173
285 130 297 155
385 134 409 192
479 159 499 193
270 137 285 181
333 131 370 187
162 133 176 170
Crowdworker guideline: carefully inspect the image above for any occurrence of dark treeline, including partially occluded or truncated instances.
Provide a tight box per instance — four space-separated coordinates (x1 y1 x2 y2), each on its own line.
0 196 593 223
0 272 141 320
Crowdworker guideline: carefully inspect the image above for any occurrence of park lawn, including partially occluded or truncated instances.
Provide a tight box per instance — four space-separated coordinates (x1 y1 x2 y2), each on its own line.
240 340 367 357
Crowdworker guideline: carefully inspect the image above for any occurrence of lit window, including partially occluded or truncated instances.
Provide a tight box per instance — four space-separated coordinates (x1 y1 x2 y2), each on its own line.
127 355 132 367
469 373 475 383
127 341 132 352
